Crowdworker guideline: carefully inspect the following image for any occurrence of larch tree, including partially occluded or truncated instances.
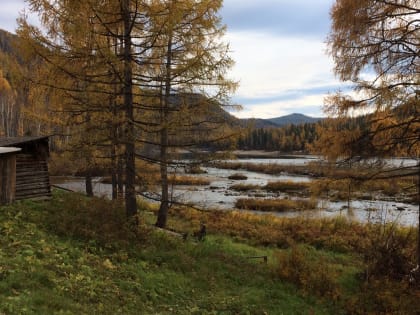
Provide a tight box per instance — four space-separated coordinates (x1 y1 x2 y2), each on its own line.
18 0 150 217
318 0 419 270
0 69 17 136
144 0 236 228
18 0 236 226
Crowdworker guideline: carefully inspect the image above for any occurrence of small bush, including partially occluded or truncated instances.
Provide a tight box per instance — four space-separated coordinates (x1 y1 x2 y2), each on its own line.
136 197 158 212
43 192 148 247
346 279 420 314
362 223 416 281
276 245 341 299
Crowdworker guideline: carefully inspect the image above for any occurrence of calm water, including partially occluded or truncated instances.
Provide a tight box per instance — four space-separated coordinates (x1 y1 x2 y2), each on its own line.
51 156 419 226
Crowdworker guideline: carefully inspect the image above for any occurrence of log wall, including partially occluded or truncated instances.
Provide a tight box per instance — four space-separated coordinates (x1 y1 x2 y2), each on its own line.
0 153 17 204
15 154 51 200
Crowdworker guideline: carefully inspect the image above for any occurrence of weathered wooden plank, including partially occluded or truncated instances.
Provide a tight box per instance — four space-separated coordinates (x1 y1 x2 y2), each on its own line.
16 180 50 187
16 165 47 169
0 153 17 204
16 193 52 200
14 153 51 200
16 165 48 170
16 188 51 197
16 181 50 189
16 175 48 181
16 172 49 178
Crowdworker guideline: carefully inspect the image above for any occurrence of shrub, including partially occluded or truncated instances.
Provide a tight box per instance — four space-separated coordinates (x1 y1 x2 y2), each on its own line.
275 244 341 299
346 279 420 314
362 222 416 281
43 192 149 248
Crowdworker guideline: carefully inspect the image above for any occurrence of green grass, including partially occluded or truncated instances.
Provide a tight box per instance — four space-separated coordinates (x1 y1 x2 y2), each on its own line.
2 191 418 314
0 191 335 314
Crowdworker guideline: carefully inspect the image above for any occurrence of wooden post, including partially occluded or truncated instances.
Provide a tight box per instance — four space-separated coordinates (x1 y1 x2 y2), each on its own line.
0 147 21 205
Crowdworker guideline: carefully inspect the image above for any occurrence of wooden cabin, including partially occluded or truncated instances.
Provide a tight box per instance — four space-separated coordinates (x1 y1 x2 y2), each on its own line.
0 136 51 204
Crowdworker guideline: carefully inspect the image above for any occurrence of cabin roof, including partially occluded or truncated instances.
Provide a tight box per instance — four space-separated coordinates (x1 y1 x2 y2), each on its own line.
0 136 49 147
0 147 21 154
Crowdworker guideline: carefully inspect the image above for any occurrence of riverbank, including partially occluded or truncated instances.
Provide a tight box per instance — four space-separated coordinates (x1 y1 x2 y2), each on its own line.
231 150 311 159
1 191 418 314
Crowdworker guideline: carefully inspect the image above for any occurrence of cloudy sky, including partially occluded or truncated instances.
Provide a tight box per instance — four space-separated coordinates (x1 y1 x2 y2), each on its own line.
0 0 346 118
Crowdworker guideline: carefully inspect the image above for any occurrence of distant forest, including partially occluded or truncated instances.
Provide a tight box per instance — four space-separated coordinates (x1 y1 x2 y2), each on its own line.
237 123 318 152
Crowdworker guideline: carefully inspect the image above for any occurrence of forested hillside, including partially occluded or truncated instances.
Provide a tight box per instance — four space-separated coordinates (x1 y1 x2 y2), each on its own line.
0 29 56 138
0 29 24 136
237 123 318 152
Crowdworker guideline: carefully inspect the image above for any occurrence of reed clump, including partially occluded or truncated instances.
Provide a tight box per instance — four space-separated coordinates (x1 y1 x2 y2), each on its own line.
168 175 210 186
264 181 311 192
228 173 248 180
229 184 260 191
235 198 317 212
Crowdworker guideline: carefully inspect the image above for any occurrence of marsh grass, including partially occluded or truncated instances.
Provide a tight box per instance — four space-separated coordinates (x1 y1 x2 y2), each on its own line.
229 183 260 191
101 173 210 186
308 177 417 202
227 173 248 180
264 181 311 192
2 192 418 314
0 192 334 315
168 175 210 186
184 164 207 174
235 198 317 212
211 161 311 176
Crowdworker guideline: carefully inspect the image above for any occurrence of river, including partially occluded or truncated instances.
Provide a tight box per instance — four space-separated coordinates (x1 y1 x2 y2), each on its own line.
51 155 419 226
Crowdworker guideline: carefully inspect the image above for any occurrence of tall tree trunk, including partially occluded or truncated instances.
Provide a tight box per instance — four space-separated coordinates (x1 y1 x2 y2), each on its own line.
122 0 137 218
417 161 419 269
117 155 124 200
85 172 93 197
111 143 117 200
156 119 169 227
84 111 94 197
109 31 119 201
155 34 172 228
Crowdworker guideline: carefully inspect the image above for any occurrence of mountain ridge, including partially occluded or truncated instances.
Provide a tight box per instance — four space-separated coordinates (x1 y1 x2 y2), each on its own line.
236 113 323 128
267 113 323 126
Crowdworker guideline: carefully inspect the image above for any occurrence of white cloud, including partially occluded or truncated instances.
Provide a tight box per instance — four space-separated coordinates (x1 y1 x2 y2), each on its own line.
0 0 347 118
232 94 327 119
225 30 343 117
0 0 37 33
227 31 333 97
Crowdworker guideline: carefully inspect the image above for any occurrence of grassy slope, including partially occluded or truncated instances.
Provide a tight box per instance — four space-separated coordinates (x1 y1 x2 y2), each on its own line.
0 192 335 315
2 191 418 314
